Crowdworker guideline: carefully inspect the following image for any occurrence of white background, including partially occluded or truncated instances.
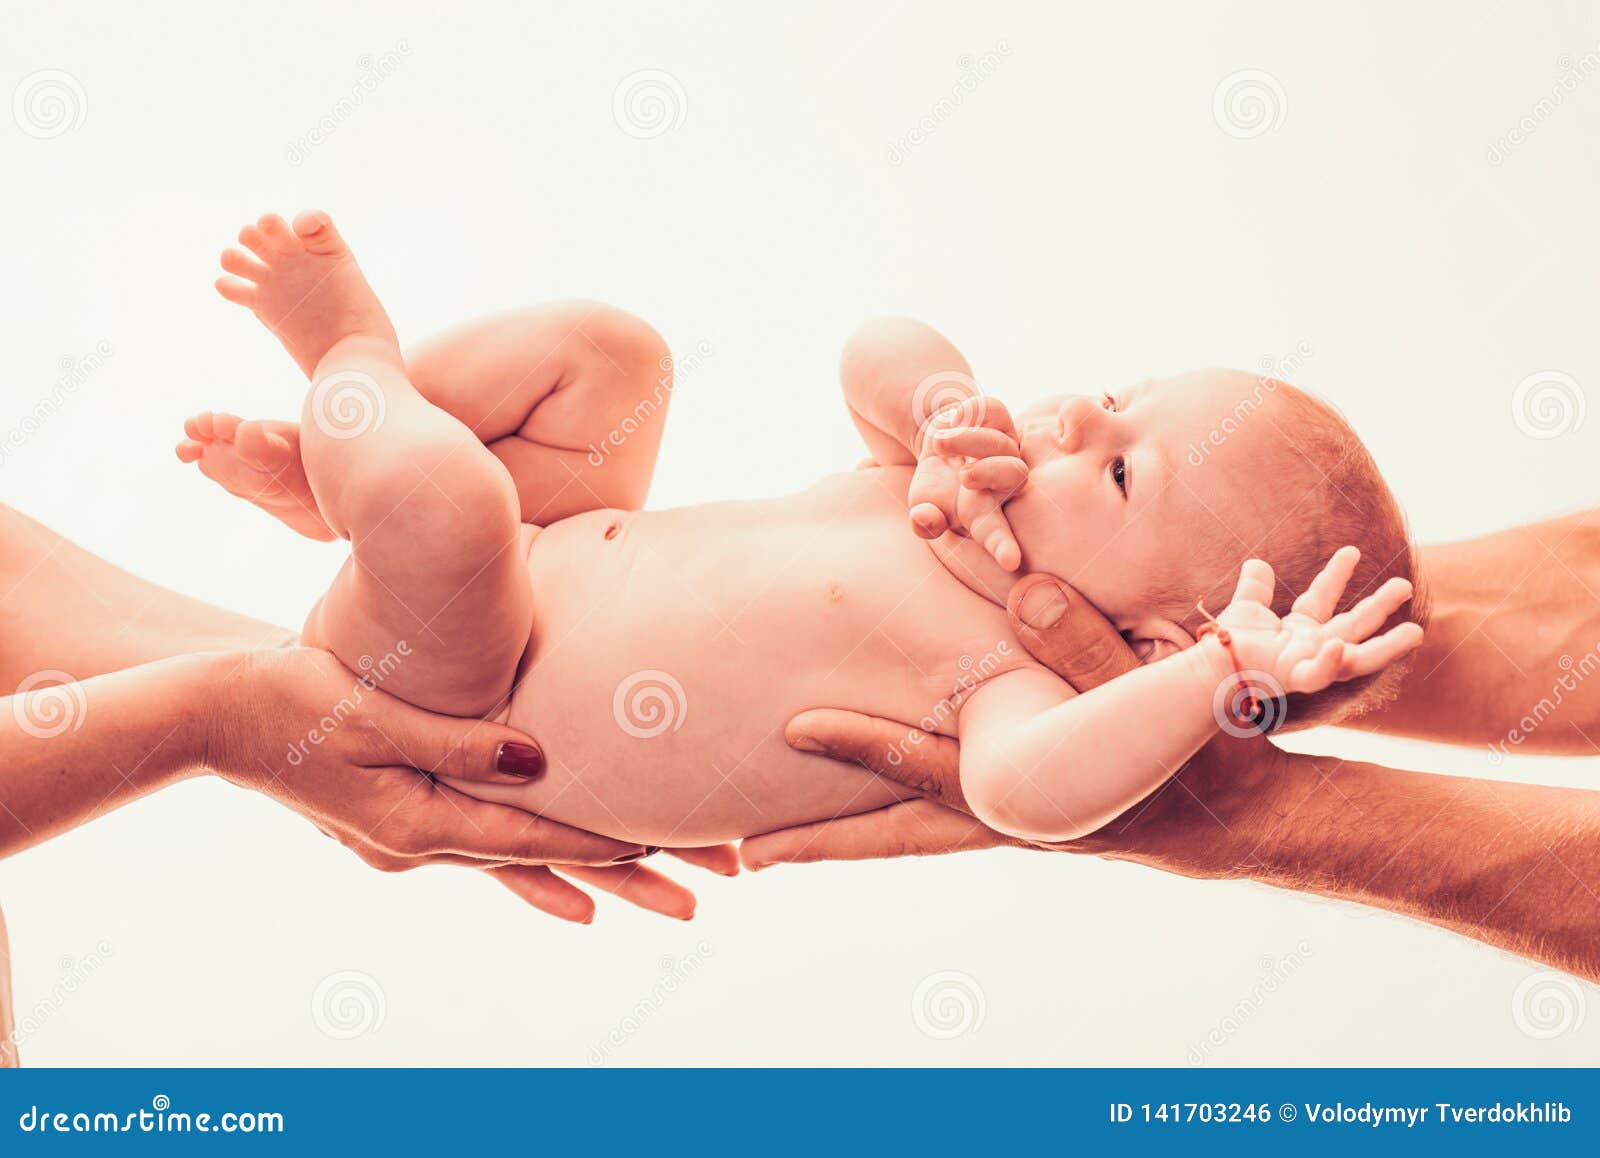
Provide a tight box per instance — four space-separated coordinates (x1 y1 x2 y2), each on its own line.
2 0 1597 1064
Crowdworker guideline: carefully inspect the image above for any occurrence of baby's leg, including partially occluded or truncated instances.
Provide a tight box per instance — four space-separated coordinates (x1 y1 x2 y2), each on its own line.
219 212 531 716
404 302 673 525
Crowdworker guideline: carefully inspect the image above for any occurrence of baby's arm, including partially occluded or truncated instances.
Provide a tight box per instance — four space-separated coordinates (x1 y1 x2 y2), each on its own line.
839 317 974 464
959 550 1423 843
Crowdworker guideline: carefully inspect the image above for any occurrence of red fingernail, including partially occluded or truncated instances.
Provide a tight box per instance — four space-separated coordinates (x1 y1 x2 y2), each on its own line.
496 742 545 779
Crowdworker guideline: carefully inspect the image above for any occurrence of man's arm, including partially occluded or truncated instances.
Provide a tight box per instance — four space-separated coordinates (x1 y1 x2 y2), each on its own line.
1357 509 1600 752
753 572 1600 982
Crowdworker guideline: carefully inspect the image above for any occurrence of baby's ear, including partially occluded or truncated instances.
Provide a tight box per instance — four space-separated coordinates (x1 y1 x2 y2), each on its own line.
1119 616 1196 665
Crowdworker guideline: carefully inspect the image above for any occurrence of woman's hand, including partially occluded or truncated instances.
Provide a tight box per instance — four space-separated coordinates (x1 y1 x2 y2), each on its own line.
746 574 1279 875
206 647 733 923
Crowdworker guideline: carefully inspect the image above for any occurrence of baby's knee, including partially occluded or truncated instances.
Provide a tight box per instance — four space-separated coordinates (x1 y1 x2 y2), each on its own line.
572 304 672 387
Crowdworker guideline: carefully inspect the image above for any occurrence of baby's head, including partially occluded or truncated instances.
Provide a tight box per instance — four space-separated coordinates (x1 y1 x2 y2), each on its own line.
1006 368 1422 729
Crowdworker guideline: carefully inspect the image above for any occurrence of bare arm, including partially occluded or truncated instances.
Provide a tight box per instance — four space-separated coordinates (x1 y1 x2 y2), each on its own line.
838 317 974 465
1357 509 1600 752
756 571 1600 981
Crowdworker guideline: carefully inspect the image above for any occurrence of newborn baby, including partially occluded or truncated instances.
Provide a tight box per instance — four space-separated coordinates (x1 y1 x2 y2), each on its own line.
178 211 1422 847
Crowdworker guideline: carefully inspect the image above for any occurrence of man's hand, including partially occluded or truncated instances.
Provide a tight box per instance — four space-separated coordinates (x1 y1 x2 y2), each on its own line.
908 396 1029 571
746 574 1279 875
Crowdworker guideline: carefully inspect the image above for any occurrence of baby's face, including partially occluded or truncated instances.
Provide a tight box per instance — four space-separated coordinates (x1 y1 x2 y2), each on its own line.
1005 368 1286 624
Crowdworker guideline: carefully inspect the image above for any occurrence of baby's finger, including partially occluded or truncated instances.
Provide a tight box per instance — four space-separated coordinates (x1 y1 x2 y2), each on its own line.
909 502 950 540
928 426 1019 461
967 500 1022 571
1229 559 1276 607
667 844 741 876
487 864 596 924
559 862 696 921
220 248 269 283
1337 621 1425 679
1290 546 1361 622
960 456 1028 494
215 276 258 307
1326 576 1414 642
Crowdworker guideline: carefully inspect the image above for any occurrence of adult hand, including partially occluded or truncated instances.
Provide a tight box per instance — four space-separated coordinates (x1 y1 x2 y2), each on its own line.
745 574 1279 876
208 647 733 923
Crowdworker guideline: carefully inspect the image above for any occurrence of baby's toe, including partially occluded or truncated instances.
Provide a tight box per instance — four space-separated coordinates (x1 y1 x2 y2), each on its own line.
234 420 295 471
220 248 269 282
211 412 243 441
215 276 258 306
257 214 295 250
237 224 271 259
183 412 216 441
175 439 205 463
292 209 348 256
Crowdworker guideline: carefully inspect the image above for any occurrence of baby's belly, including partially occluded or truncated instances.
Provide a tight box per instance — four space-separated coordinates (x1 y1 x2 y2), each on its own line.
463 481 1010 846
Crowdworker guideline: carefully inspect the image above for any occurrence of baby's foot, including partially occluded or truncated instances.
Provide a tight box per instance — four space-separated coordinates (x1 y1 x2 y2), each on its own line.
215 211 399 379
175 412 337 541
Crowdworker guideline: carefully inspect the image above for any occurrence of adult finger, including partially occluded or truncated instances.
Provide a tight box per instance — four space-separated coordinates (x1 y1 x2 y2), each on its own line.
786 709 967 809
1006 574 1139 692
560 863 697 920
742 801 1008 869
667 844 742 876
371 703 549 787
488 864 597 924
419 782 647 866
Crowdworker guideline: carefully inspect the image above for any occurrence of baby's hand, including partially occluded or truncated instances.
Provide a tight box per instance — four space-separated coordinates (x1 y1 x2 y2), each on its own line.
909 396 1030 570
1210 547 1423 695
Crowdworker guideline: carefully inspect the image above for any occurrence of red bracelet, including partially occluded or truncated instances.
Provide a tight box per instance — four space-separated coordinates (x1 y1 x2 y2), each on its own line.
1194 598 1262 728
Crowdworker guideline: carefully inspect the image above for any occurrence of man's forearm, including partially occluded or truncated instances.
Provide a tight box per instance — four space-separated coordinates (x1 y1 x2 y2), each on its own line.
1361 510 1600 752
1102 749 1600 981
0 504 292 686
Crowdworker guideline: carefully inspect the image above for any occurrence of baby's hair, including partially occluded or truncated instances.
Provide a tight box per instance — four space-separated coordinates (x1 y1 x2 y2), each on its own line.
1161 378 1425 730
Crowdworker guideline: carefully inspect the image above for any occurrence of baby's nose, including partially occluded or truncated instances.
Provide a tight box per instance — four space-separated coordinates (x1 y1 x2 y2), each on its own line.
1056 394 1103 453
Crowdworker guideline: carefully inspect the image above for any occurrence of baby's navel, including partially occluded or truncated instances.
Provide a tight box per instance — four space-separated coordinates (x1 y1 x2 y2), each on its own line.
825 581 845 603
603 520 621 541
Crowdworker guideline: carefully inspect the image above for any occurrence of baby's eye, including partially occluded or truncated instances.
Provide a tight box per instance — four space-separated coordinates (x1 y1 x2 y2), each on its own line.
1110 455 1128 496
1101 392 1118 412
